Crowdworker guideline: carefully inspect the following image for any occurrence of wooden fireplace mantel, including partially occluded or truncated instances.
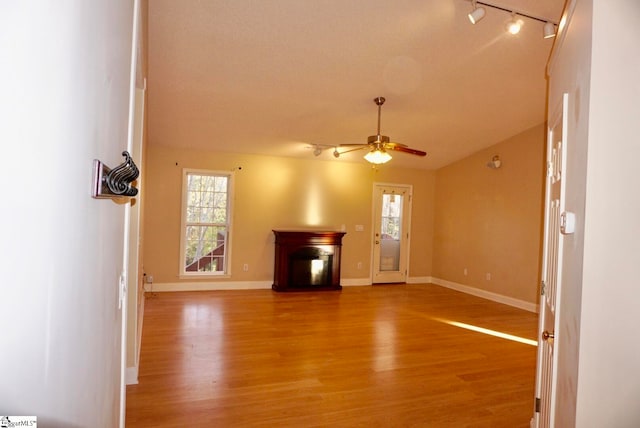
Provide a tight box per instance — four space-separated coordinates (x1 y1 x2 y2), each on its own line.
272 230 346 292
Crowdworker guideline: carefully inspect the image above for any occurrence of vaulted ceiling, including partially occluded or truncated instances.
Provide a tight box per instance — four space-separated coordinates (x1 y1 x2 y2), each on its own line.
147 0 565 170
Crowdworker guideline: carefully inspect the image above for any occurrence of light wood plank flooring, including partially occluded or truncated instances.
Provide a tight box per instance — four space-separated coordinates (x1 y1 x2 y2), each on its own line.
126 284 538 427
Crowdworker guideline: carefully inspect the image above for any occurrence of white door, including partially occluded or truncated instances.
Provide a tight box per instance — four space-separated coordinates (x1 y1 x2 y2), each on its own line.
372 184 411 283
533 93 568 428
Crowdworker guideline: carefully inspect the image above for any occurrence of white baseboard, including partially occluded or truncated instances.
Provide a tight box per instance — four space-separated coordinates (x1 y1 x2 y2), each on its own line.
407 276 433 284
430 277 538 313
341 278 372 286
126 366 138 385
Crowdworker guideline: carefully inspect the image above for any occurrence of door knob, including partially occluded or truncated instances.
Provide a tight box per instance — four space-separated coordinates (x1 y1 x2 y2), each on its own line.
542 330 554 341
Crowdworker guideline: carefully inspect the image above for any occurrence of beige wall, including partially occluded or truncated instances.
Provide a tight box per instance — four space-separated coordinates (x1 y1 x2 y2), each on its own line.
432 124 545 304
143 146 435 284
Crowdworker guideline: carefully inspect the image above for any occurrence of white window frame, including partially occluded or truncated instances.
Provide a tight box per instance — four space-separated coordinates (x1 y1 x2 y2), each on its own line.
179 168 234 278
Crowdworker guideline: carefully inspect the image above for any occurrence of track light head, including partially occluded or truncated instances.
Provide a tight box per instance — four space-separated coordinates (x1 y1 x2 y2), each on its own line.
506 13 523 35
543 21 556 39
313 145 322 156
468 6 486 24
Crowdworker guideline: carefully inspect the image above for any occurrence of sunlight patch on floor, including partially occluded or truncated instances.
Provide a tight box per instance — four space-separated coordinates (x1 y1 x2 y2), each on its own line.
434 318 538 347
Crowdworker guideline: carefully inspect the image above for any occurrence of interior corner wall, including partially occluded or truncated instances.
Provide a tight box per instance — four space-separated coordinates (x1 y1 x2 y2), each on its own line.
432 124 545 304
142 146 435 286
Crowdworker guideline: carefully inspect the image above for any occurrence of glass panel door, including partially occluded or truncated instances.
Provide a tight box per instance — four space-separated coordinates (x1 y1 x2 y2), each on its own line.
372 184 411 283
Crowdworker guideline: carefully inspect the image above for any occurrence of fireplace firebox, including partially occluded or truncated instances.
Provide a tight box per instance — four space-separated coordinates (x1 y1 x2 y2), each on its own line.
272 230 346 291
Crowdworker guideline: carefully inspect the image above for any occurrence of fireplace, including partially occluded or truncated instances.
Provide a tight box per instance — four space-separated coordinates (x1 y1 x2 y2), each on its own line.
272 230 346 291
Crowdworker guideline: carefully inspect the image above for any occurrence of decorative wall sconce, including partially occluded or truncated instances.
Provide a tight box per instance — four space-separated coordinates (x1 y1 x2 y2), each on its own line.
487 155 502 169
92 151 140 199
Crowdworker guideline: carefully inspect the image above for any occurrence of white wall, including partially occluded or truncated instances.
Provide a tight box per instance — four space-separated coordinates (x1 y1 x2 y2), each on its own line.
576 0 640 425
0 1 135 426
548 0 640 425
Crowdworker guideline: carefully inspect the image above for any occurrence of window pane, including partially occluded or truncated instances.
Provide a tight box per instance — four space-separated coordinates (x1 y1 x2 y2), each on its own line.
214 176 227 192
184 225 226 272
380 194 402 239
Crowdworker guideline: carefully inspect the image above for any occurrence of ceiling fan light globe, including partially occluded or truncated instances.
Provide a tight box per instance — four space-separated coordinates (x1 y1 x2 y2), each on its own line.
364 149 392 164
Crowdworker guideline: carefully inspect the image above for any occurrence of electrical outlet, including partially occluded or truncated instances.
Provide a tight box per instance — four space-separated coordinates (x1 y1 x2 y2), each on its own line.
243 263 249 272
146 275 154 284
486 272 491 281
464 268 468 276
357 262 363 270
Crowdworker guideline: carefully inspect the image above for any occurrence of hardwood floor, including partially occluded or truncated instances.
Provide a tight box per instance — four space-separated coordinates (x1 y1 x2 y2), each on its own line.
126 284 539 427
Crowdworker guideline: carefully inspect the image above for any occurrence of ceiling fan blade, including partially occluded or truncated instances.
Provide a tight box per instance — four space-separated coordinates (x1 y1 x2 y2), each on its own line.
387 145 427 157
385 142 408 148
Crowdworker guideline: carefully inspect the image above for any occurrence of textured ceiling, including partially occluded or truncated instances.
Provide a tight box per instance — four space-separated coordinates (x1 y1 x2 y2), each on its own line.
147 0 565 169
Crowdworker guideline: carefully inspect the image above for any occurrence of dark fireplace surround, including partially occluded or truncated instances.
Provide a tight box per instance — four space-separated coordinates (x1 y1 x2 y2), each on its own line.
272 230 346 291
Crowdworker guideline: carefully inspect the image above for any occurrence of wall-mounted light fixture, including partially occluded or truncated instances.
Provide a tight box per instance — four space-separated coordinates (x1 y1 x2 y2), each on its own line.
467 0 558 39
487 155 502 169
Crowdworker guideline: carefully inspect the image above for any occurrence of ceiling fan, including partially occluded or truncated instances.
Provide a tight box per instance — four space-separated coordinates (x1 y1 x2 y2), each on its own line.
335 97 427 164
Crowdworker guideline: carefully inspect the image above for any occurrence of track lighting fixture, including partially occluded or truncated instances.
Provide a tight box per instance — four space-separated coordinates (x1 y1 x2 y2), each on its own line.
313 145 322 156
466 1 557 39
468 1 486 24
543 22 556 39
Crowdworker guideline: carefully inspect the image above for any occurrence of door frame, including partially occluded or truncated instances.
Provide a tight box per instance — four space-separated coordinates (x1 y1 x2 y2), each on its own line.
371 182 413 284
120 0 142 425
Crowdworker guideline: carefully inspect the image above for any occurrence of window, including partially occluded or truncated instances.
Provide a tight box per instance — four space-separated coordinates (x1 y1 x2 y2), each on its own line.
180 169 233 276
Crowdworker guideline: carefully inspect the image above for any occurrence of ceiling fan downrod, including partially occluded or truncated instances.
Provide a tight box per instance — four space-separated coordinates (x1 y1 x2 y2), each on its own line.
374 96 385 137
